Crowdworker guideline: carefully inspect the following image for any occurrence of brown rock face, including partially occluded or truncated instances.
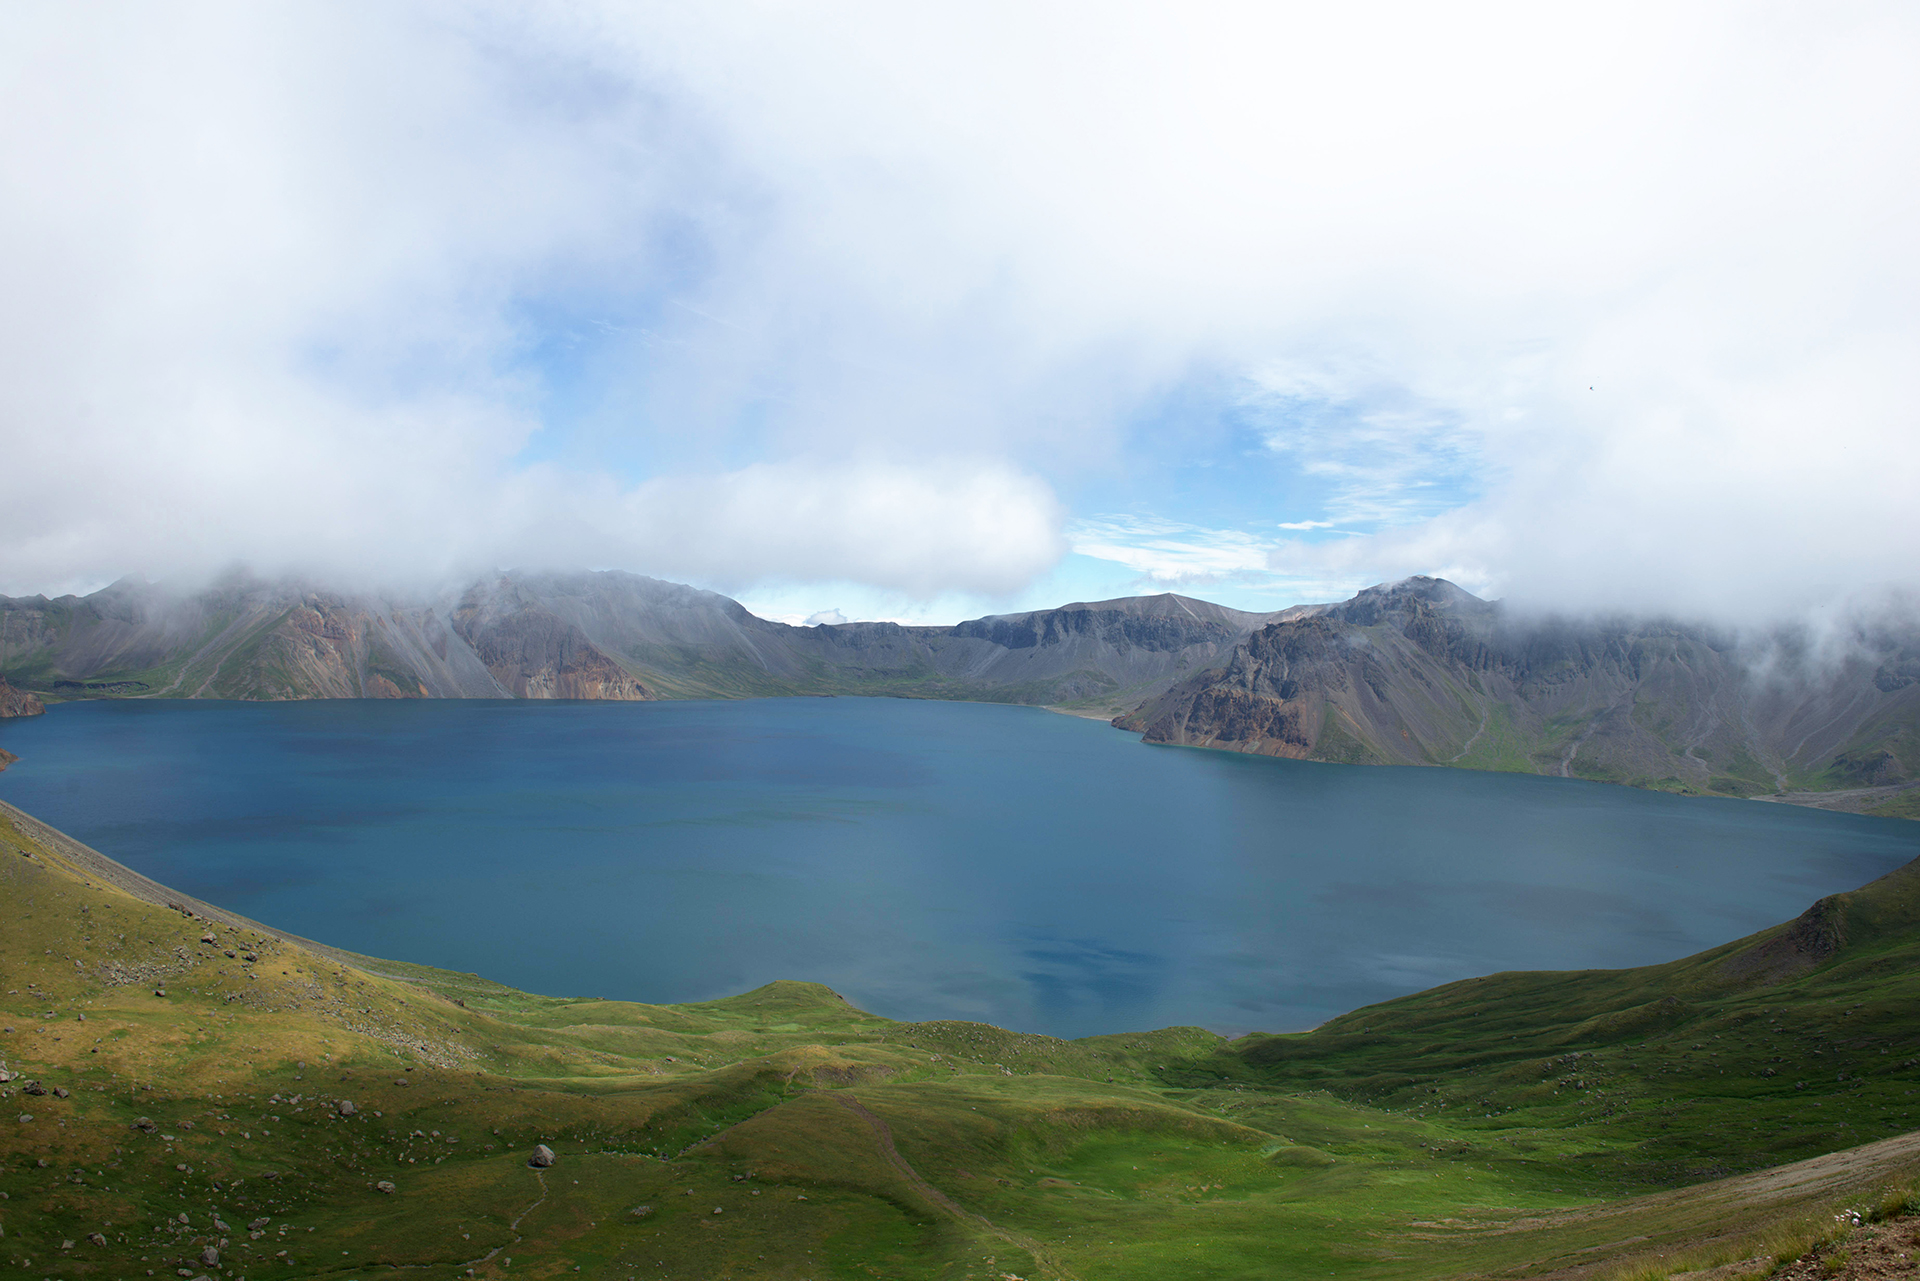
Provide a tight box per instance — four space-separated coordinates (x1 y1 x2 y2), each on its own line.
0 676 46 719
452 585 651 701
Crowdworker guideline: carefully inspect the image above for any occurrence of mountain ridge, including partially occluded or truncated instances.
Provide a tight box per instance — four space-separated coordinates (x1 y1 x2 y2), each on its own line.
0 570 1292 716
1114 576 1920 816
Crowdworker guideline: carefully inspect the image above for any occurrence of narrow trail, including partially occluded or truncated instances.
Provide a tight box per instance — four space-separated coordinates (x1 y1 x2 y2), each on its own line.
1447 705 1491 763
452 1168 548 1273
1559 694 1630 778
827 1093 1077 1281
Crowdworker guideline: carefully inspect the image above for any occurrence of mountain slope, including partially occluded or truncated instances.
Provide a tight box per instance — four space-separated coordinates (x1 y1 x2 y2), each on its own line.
0 571 1289 714
6 799 1920 1279
1116 576 1920 807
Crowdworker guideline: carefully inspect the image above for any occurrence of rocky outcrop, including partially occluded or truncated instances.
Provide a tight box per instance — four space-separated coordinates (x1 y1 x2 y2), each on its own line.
1116 577 1920 801
451 580 651 701
0 675 43 718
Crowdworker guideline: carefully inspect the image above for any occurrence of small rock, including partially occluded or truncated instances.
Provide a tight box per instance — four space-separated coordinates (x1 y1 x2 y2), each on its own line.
54 1087 69 1099
133 1117 157 1132
393 1078 409 1087
629 1205 653 1218
20 1080 45 1096
75 1014 85 1023
200 1246 219 1267
248 1218 269 1230
155 989 167 998
528 1144 555 1168
375 1180 396 1194
14 1113 30 1124
712 1207 723 1215
213 1218 230 1232
201 934 216 944
336 1099 356 1116
87 1232 107 1246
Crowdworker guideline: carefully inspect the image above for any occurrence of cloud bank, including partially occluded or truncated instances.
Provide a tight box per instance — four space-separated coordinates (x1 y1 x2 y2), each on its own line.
0 2 1914 621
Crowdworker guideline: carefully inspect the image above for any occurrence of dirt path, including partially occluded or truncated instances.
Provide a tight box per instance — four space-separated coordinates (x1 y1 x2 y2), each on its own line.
827 1093 1077 1281
1448 706 1491 763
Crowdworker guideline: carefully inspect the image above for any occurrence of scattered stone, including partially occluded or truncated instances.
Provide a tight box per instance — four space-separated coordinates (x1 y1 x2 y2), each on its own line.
201 934 216 944
14 1114 29 1124
629 1205 653 1218
213 1218 230 1232
528 1144 555 1168
712 1207 723 1214
35 1158 48 1168
393 1078 409 1087
176 1163 190 1172
87 1232 106 1246
200 1246 219 1267
337 1099 356 1116
177 1213 190 1225
248 1218 269 1231
154 989 167 998
133 1117 157 1132
75 1014 84 1023
375 1181 395 1195
20 1080 45 1096
53 1087 68 1099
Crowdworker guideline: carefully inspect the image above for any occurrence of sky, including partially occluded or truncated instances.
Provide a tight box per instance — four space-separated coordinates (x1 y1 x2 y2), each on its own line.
1 1 1916 625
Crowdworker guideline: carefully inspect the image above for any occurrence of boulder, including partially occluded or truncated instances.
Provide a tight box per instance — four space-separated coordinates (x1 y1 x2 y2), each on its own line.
528 1144 555 1168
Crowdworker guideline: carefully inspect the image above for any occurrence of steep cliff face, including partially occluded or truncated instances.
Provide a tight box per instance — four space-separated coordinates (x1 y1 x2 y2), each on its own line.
0 675 44 719
1116 577 1920 801
450 579 652 700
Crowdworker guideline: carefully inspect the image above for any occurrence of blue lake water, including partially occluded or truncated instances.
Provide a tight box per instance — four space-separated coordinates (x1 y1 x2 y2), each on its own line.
2 697 1916 1040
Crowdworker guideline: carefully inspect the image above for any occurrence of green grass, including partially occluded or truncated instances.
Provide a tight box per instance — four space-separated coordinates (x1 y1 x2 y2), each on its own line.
5 800 1920 1279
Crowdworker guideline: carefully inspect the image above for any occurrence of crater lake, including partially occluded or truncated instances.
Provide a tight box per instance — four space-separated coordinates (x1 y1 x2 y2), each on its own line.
3 696 1915 1039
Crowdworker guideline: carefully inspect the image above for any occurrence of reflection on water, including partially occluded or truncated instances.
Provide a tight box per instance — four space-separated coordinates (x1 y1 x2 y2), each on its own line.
2 697 1915 1039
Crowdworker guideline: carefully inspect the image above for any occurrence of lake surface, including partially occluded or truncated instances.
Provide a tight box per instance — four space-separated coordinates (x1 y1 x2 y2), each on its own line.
3 698 1916 1039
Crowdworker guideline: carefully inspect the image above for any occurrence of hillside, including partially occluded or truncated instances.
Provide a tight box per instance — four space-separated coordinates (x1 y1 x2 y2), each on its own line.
1115 577 1920 816
0 572 1288 716
5 796 1920 1279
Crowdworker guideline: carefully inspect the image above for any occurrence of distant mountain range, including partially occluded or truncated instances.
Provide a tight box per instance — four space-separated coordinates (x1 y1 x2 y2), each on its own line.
0 569 1288 715
3 571 1915 816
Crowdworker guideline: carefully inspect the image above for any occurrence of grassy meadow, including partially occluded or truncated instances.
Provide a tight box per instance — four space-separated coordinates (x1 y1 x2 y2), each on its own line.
4 798 1920 1280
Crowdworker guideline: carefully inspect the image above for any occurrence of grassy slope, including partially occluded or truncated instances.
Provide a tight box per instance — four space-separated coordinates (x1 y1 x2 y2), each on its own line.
5 807 1920 1280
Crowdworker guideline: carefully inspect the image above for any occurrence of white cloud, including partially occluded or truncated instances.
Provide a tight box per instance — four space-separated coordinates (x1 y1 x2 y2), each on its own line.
1069 516 1274 585
1 2 1916 619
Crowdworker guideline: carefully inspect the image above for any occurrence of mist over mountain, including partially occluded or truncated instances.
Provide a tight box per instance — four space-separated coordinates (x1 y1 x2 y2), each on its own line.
4 570 1916 819
0 570 1289 717
1119 577 1920 817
